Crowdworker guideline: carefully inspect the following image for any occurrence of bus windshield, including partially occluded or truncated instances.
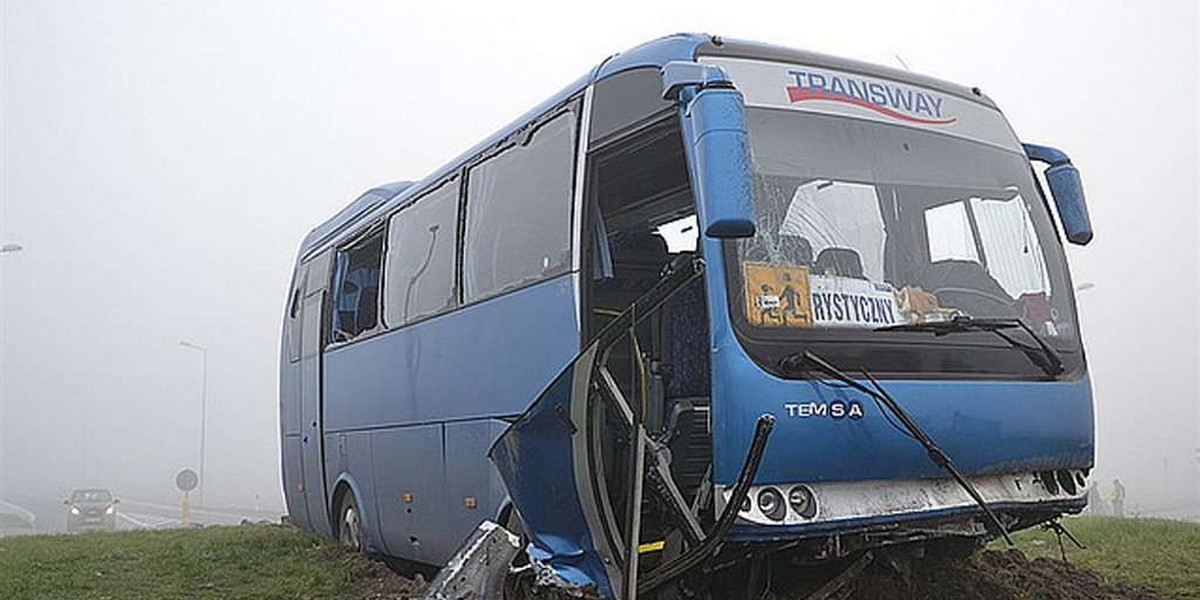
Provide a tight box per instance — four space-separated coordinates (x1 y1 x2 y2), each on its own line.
732 108 1077 343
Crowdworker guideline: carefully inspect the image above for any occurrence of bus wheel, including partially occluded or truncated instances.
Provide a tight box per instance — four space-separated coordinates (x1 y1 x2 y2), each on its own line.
337 493 364 552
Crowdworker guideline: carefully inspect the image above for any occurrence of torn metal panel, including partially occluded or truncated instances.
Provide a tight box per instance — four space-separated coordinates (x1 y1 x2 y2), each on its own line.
489 342 621 597
421 521 521 600
489 257 708 599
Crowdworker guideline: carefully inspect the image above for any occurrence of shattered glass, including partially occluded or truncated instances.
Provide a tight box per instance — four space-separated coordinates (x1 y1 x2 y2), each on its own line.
733 109 1076 339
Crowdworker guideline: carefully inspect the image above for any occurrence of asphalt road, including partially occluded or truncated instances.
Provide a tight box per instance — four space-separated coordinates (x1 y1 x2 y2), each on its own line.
1 493 281 534
115 498 279 530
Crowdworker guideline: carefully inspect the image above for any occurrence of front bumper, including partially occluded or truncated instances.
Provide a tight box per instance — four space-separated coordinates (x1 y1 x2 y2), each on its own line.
721 469 1088 542
68 515 116 531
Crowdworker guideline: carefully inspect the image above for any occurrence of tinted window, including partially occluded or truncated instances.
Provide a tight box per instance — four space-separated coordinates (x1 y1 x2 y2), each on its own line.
331 230 385 343
305 251 332 295
464 110 576 303
590 68 674 143
286 265 306 362
384 182 459 326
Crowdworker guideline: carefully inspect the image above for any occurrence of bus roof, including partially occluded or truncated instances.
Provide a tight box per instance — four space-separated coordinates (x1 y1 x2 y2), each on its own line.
299 33 994 260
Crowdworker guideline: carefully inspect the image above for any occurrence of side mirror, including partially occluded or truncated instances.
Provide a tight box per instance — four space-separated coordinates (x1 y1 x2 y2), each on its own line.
62 499 70 506
112 498 120 504
663 61 757 239
1023 143 1093 245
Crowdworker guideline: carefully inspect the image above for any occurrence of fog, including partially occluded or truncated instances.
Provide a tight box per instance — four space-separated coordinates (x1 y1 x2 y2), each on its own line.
1 0 1196 529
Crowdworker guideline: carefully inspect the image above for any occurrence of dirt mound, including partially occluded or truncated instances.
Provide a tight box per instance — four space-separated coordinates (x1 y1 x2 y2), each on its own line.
359 548 1169 600
358 559 428 600
810 549 1167 600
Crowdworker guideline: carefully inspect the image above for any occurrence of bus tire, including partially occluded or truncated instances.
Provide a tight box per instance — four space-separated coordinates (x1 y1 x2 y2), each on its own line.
336 491 364 553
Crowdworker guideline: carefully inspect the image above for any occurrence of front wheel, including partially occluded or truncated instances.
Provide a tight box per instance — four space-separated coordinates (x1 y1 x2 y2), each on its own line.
337 493 364 552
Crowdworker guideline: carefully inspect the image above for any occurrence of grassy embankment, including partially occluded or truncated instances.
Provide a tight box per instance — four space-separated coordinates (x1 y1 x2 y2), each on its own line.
0 524 389 600
0 516 1196 600
995 516 1200 600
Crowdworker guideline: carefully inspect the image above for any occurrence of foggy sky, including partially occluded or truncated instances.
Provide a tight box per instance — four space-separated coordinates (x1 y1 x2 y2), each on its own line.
1 1 1197 516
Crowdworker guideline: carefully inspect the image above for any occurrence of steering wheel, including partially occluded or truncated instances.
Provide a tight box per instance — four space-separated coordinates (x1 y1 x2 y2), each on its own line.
930 286 1019 318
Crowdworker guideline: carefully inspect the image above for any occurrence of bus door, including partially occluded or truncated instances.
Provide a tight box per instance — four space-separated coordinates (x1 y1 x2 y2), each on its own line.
281 263 311 530
299 250 333 536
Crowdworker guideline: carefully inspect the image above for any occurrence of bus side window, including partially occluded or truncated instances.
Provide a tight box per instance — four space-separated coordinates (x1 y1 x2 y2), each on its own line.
286 265 306 363
331 229 386 343
463 109 577 303
383 181 459 326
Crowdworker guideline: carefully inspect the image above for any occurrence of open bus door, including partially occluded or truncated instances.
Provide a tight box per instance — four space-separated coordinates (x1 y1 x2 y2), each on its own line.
489 257 774 600
488 62 766 600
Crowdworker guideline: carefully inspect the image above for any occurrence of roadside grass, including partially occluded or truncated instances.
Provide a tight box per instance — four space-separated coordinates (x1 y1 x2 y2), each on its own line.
0 524 374 600
993 516 1200 600
2 516 1195 600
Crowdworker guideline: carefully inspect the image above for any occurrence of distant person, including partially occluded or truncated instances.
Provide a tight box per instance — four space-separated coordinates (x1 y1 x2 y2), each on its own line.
1087 484 1107 515
1110 478 1126 517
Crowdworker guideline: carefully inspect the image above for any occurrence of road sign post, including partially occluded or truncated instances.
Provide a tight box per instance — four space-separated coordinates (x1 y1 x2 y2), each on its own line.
176 469 199 524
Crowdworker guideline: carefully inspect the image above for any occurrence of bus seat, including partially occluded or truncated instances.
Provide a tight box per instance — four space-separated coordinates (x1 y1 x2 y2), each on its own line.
594 232 672 314
660 277 713 501
662 276 709 401
664 398 711 502
779 235 814 266
815 247 866 279
356 284 379 332
611 231 670 270
915 259 1019 318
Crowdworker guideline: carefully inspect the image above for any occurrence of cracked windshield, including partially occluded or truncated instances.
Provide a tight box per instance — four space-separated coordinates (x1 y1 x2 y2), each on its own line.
735 108 1076 342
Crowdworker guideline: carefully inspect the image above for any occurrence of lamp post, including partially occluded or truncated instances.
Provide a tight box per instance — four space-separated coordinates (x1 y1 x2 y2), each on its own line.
0 242 19 499
179 341 208 506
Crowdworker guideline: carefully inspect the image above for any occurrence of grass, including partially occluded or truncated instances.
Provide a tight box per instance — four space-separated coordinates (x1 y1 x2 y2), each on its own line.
0 525 376 600
1 517 1195 600
993 516 1200 600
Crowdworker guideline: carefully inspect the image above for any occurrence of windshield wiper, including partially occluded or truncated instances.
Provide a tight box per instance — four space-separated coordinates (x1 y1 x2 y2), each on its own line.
780 350 1015 546
877 316 1064 377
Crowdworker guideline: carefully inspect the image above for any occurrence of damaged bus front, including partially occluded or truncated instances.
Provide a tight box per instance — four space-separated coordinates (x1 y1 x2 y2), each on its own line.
490 37 1094 599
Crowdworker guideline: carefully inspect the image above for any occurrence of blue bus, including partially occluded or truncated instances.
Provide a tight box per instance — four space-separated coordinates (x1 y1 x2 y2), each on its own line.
281 34 1094 598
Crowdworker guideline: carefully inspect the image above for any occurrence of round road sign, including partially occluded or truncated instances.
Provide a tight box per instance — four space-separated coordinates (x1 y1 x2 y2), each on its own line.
176 468 199 493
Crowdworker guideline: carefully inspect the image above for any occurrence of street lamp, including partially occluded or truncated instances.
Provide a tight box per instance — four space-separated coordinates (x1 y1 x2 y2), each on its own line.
179 340 208 506
0 242 19 498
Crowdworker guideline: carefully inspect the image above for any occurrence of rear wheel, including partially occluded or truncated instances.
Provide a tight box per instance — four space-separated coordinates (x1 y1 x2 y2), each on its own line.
337 492 364 552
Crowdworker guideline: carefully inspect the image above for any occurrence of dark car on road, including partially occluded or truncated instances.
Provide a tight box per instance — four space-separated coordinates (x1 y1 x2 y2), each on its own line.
65 488 118 532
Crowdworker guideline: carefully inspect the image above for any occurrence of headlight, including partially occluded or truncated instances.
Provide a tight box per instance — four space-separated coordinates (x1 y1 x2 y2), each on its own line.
788 485 817 519
756 488 786 521
69 506 81 516
105 505 115 515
